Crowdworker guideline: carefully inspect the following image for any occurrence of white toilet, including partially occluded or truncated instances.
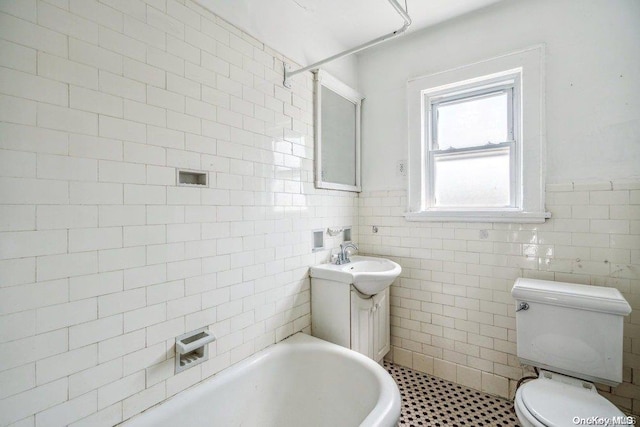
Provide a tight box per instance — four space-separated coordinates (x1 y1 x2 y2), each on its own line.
512 278 632 427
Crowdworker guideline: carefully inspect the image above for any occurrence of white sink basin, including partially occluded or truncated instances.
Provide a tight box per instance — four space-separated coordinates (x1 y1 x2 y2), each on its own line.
310 255 402 296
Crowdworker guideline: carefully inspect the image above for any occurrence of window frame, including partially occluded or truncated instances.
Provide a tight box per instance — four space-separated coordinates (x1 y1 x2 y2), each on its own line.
425 74 521 211
405 45 550 223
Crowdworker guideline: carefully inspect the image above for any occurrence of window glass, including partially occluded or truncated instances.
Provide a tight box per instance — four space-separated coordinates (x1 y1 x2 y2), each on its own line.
432 148 511 207
434 91 509 150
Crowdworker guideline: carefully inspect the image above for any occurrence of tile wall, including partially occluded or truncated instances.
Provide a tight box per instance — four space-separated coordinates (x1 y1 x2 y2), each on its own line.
359 181 640 414
1 0 637 423
0 0 357 425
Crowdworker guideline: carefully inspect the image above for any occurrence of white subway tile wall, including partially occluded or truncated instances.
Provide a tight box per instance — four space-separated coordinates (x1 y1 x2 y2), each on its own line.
359 181 640 414
1 0 638 423
0 1 357 425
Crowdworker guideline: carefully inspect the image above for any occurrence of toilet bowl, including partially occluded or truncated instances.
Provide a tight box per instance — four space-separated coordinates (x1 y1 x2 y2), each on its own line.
513 371 625 427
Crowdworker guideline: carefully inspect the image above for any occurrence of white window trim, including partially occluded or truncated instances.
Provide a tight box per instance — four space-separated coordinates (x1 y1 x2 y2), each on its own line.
406 45 550 223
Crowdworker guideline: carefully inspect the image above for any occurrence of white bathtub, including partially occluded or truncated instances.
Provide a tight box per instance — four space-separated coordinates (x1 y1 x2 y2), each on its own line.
123 332 401 427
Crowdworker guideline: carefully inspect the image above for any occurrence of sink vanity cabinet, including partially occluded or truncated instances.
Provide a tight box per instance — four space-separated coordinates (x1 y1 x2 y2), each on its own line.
309 256 400 363
351 287 390 362
311 279 390 362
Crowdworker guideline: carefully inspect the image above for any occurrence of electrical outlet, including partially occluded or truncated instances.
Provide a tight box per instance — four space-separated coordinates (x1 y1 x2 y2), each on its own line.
396 160 407 177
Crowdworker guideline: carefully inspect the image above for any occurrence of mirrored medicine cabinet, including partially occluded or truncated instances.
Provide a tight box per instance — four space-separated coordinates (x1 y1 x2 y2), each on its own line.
314 70 363 192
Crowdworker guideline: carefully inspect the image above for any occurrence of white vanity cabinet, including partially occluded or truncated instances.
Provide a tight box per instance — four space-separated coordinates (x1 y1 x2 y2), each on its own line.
372 288 391 361
350 287 390 362
311 277 390 363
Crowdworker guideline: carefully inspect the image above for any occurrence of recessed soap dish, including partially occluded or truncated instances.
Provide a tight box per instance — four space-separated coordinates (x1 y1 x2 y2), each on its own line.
177 169 208 186
312 229 324 252
175 327 216 373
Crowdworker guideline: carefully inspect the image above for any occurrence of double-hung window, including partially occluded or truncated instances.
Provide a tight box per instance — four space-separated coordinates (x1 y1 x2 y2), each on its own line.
406 46 549 223
426 74 519 210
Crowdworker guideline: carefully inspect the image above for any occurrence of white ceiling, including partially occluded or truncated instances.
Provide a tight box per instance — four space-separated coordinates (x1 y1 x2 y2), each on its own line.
196 0 503 83
285 0 505 47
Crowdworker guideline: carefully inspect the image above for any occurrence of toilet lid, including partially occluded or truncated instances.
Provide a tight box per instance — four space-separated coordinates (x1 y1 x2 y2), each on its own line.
520 378 624 426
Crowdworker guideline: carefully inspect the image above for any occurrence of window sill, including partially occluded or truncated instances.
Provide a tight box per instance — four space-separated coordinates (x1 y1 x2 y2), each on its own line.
404 210 551 223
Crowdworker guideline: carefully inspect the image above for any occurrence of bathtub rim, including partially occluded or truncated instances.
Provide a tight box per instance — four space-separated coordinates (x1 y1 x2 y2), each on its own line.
120 332 401 427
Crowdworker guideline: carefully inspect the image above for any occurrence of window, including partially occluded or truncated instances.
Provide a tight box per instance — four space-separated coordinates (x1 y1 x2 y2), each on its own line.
427 73 519 210
406 46 549 223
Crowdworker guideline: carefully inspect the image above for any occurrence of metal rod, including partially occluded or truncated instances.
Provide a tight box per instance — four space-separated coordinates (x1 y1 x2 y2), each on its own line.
283 0 412 88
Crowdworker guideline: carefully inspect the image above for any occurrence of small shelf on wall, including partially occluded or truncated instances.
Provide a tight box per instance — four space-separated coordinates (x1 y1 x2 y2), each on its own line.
312 229 324 252
175 327 216 373
177 169 208 186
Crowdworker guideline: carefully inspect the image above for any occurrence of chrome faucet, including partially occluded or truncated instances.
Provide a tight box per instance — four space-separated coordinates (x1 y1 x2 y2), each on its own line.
336 242 358 265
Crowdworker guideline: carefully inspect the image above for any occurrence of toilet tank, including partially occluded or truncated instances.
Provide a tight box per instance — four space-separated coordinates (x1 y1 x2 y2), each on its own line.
512 278 631 386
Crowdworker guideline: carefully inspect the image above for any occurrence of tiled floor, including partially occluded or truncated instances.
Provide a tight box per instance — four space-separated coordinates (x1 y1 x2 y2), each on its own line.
385 362 520 427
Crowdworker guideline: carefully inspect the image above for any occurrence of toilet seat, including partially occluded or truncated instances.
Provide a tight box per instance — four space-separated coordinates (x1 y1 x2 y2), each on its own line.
516 372 625 427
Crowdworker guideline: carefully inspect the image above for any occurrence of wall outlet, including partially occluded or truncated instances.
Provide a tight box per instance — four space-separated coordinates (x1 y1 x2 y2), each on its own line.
396 160 407 177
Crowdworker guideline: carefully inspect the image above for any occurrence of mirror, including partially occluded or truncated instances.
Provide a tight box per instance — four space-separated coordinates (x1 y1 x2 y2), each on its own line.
314 70 363 192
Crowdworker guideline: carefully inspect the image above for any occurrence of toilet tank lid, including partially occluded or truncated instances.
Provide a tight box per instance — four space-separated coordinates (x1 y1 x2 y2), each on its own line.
512 278 631 315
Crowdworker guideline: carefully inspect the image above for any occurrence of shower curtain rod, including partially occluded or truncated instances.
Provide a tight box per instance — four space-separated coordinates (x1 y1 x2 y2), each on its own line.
282 0 412 88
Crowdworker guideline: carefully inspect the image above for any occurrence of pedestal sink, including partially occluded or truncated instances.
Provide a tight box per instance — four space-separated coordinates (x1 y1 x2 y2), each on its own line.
310 255 402 295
